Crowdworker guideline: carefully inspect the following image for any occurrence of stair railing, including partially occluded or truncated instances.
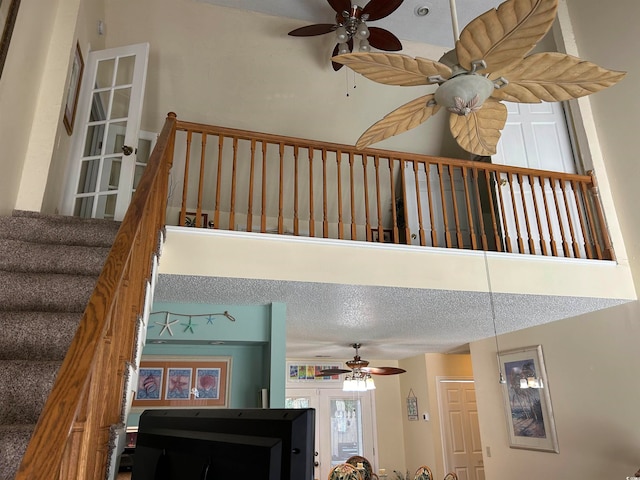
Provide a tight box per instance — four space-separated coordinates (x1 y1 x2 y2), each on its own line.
15 113 177 479
171 119 614 261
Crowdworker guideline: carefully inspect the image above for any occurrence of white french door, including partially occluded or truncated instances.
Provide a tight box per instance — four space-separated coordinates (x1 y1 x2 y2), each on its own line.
286 388 377 480
63 43 149 220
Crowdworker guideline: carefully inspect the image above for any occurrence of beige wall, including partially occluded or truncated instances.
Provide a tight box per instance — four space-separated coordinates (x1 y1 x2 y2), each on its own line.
471 1 640 479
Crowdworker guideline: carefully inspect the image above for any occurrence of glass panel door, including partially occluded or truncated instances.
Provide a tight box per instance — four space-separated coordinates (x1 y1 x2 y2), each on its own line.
64 43 149 220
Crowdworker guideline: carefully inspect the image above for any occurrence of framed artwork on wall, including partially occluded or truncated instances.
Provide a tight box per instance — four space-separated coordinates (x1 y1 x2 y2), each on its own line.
499 345 559 453
286 362 343 385
63 41 84 135
132 356 230 408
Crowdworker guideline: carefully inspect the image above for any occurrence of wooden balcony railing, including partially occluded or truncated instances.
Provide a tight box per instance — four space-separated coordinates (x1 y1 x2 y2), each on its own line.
15 114 177 479
171 117 613 261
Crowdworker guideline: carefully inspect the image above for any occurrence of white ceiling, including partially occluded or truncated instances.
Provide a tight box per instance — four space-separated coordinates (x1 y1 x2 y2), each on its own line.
194 0 504 48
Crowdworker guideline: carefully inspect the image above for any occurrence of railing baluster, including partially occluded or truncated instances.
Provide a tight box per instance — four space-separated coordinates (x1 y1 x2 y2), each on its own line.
425 161 438 247
294 145 300 236
374 155 383 241
528 175 547 256
471 166 488 250
198 133 208 227
437 163 452 248
495 172 512 253
399 159 410 244
412 160 426 246
572 179 593 259
261 141 267 233
389 157 398 243
540 176 558 256
278 142 285 234
336 149 344 239
322 149 328 238
308 149 315 237
579 180 601 259
516 173 535 254
214 132 224 228
349 152 357 240
462 166 477 249
448 165 464 248
179 130 192 227
362 154 371 241
560 179 580 257
506 173 525 253
247 139 256 232
229 137 238 230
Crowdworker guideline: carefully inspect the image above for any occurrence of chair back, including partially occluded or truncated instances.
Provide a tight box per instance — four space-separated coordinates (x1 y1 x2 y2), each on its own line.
346 455 373 480
329 463 364 480
443 473 458 480
414 465 434 480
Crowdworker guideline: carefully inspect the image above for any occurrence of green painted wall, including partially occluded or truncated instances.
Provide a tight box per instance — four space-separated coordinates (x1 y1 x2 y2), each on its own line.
127 301 286 427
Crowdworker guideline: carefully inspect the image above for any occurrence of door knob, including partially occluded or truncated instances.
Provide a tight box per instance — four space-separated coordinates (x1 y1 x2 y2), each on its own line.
122 145 134 156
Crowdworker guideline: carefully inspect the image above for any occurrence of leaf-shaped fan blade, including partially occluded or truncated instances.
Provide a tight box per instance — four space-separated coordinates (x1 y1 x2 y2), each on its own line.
288 24 336 37
456 0 558 74
317 368 351 376
328 0 351 14
356 94 441 149
449 98 507 156
368 27 402 52
362 0 403 21
362 366 407 375
490 52 627 103
332 53 452 86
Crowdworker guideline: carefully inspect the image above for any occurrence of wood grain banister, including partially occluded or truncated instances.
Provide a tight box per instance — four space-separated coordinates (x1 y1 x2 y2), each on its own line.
15 113 177 479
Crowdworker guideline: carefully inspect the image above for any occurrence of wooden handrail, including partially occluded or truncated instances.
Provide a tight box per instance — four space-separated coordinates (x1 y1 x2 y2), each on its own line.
16 113 177 479
172 118 613 261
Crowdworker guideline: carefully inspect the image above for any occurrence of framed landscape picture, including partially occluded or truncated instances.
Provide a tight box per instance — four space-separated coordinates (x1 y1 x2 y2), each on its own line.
499 345 559 453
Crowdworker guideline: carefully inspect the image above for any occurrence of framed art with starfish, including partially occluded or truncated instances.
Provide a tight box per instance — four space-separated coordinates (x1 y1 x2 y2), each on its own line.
132 356 230 408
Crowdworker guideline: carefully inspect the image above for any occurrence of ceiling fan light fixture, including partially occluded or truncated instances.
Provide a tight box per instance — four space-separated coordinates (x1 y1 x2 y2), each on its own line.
434 74 495 113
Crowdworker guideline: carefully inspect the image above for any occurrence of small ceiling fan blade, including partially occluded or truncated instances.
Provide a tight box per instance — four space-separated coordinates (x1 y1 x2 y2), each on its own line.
356 94 440 149
332 39 353 71
367 27 402 52
456 0 558 74
317 368 351 376
362 0 404 21
328 0 352 14
362 366 407 375
449 98 507 156
288 24 336 37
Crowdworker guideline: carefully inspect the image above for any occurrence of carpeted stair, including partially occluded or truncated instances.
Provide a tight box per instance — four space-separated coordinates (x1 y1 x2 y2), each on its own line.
0 210 120 480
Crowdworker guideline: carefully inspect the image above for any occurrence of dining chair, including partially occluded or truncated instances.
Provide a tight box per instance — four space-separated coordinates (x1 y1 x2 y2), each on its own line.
413 465 433 480
346 455 373 480
443 473 458 480
328 462 364 480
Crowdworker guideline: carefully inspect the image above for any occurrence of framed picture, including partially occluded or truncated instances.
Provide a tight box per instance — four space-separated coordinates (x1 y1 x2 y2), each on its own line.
185 211 209 228
286 362 343 384
499 345 559 453
406 389 419 421
63 41 84 135
0 0 20 79
132 356 230 408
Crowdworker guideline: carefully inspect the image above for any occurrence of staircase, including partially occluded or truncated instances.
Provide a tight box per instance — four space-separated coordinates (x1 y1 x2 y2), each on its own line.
0 210 120 480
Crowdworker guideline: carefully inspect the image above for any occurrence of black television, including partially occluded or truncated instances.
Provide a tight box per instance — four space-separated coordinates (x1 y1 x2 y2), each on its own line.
130 408 315 480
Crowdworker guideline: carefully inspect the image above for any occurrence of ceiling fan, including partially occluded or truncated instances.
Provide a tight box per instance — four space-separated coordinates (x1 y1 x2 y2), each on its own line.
288 0 403 71
317 343 406 389
332 0 626 156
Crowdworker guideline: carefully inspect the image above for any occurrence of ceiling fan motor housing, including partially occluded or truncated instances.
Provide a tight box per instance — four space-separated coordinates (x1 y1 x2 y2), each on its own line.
434 73 495 114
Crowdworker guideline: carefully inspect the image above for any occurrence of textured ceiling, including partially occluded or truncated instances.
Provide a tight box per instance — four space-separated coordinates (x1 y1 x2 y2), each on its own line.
154 274 629 360
194 0 504 48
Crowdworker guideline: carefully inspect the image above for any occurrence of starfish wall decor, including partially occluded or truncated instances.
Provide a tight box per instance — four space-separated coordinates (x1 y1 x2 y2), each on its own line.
151 310 236 337
332 0 625 156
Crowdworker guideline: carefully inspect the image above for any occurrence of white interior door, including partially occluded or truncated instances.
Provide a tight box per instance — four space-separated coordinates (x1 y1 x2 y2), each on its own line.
492 101 584 256
63 43 149 221
286 388 377 480
438 379 484 480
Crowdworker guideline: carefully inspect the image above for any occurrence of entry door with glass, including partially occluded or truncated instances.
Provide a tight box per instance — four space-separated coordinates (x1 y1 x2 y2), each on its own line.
63 43 149 220
286 388 377 480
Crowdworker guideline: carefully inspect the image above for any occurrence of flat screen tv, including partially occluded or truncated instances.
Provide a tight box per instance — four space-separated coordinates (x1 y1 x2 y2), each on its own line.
130 408 315 480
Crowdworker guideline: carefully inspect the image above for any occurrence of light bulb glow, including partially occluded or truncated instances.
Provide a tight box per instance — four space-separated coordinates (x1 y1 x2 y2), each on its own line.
338 43 350 55
358 39 371 52
355 22 370 40
335 26 348 43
